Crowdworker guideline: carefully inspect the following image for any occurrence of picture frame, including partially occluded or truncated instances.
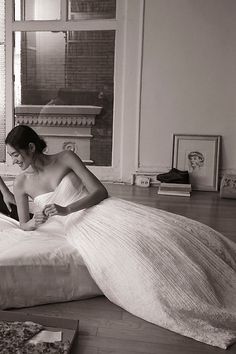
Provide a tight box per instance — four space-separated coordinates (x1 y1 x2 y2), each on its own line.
172 134 221 191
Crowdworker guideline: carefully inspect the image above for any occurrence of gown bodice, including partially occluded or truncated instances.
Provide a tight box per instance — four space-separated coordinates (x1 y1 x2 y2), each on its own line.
33 171 88 211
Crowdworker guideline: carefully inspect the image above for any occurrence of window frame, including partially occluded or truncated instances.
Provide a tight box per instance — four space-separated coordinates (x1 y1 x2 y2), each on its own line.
4 0 144 182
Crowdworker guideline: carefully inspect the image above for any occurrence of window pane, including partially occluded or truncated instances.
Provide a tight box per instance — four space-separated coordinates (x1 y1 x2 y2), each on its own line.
14 31 115 166
68 0 116 20
0 0 5 162
14 0 61 21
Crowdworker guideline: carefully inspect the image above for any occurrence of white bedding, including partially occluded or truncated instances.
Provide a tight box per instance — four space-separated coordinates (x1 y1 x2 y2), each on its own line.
0 213 102 309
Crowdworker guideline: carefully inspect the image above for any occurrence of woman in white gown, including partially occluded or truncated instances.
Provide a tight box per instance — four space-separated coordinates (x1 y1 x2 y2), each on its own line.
2 125 236 349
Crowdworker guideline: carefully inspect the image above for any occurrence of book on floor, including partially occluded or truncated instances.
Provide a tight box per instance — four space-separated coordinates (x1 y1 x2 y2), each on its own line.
158 183 192 197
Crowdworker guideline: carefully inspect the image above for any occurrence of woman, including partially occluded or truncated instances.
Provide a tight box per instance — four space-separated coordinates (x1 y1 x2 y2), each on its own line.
5 125 108 231
3 125 236 349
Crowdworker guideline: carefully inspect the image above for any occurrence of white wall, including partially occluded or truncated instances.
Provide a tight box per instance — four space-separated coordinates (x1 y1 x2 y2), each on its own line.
3 0 236 182
139 0 236 174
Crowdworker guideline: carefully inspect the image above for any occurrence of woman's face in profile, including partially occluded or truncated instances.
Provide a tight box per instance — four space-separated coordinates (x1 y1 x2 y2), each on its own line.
7 144 32 170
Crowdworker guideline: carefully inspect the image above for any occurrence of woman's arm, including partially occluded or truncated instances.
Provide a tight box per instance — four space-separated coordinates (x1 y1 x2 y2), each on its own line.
43 150 108 217
0 176 15 212
13 175 36 231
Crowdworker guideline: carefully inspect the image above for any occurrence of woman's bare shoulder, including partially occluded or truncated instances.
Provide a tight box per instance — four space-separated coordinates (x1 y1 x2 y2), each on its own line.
56 150 83 165
51 150 74 162
14 173 26 185
56 149 78 158
14 173 27 192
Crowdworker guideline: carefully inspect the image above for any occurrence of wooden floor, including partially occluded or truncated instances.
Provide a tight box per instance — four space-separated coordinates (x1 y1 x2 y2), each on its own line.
12 184 236 354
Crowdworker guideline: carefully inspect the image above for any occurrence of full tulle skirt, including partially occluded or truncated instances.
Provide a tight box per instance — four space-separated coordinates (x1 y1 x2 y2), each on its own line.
65 197 236 349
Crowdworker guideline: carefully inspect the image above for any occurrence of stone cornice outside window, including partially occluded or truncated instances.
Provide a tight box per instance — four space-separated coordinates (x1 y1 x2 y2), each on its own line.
15 105 102 127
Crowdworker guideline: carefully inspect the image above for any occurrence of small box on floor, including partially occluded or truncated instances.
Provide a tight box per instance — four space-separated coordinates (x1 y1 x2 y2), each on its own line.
135 176 150 187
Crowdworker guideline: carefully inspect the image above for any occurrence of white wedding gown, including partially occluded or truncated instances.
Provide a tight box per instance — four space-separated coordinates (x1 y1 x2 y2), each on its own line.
3 172 236 348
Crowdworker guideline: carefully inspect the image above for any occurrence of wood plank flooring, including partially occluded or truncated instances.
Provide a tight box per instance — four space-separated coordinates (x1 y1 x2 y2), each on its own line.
11 185 236 354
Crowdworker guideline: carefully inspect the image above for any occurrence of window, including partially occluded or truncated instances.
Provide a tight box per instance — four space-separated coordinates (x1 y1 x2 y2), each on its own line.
6 0 144 182
14 0 61 21
14 0 116 21
68 0 116 20
13 0 116 166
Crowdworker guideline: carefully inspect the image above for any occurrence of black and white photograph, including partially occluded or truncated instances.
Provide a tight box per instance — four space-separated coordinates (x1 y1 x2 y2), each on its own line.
172 134 221 191
0 1 236 353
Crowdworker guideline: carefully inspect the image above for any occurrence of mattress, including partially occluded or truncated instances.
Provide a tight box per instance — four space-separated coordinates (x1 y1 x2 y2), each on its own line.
0 213 102 309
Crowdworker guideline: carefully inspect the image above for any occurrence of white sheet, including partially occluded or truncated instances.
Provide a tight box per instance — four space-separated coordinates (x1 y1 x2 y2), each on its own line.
0 213 102 309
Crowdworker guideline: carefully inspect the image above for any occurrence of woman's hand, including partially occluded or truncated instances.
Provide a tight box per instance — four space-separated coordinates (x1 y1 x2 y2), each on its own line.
43 203 68 217
20 218 37 231
34 211 48 227
20 212 48 230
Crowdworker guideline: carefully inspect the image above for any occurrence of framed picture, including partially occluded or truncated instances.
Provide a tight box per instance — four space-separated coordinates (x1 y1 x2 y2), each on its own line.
172 134 221 191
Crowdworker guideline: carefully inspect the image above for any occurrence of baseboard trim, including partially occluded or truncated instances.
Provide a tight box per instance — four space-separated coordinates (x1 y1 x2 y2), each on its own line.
132 168 236 187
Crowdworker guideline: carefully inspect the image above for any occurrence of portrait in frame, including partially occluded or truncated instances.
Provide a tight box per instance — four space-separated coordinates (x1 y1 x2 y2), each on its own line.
172 134 221 191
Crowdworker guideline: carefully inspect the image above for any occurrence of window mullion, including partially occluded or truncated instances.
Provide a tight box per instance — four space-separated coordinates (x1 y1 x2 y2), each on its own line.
60 0 67 22
12 19 117 32
5 0 14 147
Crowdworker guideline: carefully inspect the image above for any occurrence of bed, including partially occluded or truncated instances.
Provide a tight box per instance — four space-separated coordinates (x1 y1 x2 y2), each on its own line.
0 212 102 309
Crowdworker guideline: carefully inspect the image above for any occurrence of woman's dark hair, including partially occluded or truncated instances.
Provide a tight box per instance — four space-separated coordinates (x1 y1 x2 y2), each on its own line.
5 125 47 153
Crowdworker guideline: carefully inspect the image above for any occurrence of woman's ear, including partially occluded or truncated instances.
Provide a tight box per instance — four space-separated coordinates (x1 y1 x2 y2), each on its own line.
28 142 36 153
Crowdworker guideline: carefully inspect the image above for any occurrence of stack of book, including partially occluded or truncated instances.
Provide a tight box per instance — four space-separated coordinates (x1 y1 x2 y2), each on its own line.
158 183 192 197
